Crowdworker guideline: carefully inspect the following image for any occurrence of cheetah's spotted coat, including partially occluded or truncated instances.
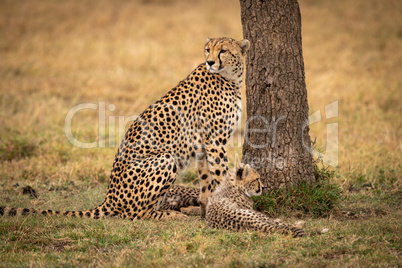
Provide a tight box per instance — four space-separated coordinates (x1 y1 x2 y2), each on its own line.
0 37 250 220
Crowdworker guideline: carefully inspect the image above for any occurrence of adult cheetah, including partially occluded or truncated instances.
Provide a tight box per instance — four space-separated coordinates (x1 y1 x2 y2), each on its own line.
1 37 250 220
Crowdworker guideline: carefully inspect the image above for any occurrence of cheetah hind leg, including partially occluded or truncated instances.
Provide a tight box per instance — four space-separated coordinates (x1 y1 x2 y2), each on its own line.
136 153 187 220
207 204 306 237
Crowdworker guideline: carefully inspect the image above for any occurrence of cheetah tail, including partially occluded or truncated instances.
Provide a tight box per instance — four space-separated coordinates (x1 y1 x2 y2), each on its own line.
0 203 116 220
290 226 307 238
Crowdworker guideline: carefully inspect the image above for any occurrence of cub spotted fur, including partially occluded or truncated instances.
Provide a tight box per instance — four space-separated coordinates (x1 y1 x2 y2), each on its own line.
206 164 307 237
162 166 328 236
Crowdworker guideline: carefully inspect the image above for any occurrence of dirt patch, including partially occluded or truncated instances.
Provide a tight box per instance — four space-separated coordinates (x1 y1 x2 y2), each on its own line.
41 239 72 252
22 186 38 198
389 249 402 257
323 251 349 260
336 208 387 220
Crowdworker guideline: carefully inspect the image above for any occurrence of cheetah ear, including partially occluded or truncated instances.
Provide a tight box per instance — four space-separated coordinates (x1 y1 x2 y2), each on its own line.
242 164 252 178
236 164 244 180
206 37 211 43
237 39 250 54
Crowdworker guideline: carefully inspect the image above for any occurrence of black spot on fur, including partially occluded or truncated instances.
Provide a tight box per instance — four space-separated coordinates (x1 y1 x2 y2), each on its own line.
22 208 30 216
9 208 17 216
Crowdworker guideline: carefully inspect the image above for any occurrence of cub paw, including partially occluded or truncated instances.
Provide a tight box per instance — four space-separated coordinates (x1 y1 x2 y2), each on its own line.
294 220 306 229
180 206 201 216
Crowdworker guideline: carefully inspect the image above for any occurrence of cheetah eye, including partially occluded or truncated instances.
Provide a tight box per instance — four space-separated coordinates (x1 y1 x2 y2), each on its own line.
220 49 228 53
205 48 210 53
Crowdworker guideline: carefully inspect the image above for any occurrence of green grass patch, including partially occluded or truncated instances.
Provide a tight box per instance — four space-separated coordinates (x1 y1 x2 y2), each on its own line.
178 169 198 184
253 146 342 218
1 214 400 267
253 180 342 218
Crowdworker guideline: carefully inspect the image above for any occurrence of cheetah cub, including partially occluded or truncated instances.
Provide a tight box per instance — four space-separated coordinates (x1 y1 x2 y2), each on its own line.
206 164 307 237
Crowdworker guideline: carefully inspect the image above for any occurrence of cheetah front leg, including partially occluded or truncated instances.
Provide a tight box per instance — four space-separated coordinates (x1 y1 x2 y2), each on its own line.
241 210 306 237
197 155 212 218
207 202 306 237
197 146 229 217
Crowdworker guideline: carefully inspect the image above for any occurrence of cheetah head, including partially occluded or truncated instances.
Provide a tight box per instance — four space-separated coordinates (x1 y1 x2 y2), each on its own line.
204 37 250 81
235 163 263 197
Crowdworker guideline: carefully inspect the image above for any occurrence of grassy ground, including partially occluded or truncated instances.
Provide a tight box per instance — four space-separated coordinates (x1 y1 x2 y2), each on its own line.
0 0 401 267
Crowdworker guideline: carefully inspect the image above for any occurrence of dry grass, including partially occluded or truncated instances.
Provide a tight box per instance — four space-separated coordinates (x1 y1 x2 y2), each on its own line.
302 0 401 186
0 0 401 266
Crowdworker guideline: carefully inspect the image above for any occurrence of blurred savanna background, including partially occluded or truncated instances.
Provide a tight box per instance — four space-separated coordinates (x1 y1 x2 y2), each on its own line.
0 0 401 266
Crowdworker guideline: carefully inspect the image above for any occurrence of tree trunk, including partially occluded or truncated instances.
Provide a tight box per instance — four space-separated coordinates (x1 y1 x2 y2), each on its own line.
239 0 315 190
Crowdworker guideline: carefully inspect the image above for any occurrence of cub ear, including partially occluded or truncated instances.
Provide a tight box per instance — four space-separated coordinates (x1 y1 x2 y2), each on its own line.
237 39 250 54
243 164 252 177
236 163 244 180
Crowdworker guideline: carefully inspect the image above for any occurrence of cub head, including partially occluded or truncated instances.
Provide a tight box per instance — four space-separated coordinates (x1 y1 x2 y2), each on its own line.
204 37 250 81
234 163 263 197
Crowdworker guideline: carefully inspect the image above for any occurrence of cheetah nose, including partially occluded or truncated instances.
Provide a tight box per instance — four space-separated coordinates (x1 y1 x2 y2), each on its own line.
207 60 215 66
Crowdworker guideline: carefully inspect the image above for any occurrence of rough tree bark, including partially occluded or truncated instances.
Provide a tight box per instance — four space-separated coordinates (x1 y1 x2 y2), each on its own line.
239 0 315 190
